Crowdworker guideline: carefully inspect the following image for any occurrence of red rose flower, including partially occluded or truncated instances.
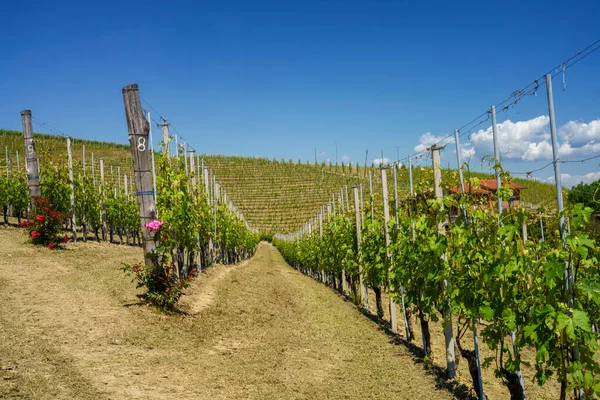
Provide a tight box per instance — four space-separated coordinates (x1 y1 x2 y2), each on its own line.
35 215 44 222
44 207 50 211
31 231 40 237
63 234 69 243
48 243 54 249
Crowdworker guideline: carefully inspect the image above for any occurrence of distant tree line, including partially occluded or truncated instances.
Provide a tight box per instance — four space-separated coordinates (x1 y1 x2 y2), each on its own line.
568 179 600 212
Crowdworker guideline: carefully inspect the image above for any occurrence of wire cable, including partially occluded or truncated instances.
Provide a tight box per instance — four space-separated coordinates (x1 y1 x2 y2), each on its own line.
561 154 600 164
512 161 555 176
393 39 600 166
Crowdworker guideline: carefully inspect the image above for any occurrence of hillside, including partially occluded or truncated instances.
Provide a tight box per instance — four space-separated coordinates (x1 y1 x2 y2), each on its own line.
0 226 458 400
1 129 558 233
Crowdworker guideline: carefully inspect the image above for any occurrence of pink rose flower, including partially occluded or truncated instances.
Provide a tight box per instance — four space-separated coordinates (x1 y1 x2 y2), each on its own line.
144 220 164 231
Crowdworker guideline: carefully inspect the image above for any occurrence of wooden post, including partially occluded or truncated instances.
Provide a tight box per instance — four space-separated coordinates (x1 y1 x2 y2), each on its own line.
381 167 397 332
124 173 130 245
91 153 96 187
82 144 86 176
319 208 326 283
67 137 77 241
20 110 41 200
339 191 348 294
360 184 364 226
212 173 217 261
79 172 87 242
353 186 366 307
345 185 349 212
100 159 107 240
332 194 336 219
431 144 444 200
16 151 20 173
190 150 196 188
369 170 374 220
203 167 210 204
429 144 457 379
161 118 170 158
393 164 400 225
196 155 201 188
184 143 189 175
122 84 158 269
5 146 9 178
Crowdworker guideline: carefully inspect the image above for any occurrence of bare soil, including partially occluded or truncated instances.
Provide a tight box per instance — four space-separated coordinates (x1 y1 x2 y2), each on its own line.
0 226 453 399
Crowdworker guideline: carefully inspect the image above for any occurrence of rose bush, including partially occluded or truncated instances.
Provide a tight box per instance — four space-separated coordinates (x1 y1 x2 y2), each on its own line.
24 197 66 247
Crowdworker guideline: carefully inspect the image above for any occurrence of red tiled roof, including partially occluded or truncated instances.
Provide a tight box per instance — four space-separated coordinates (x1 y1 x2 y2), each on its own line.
479 180 526 190
447 180 526 194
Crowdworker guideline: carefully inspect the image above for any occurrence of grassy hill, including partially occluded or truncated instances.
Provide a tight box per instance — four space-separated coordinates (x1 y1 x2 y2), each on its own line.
1 129 558 233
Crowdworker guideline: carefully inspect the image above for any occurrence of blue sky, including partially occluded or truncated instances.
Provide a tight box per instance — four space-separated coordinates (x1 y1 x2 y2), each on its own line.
1 0 598 186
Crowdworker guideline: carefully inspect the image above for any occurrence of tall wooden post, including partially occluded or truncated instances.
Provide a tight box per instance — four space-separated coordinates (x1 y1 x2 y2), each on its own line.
20 110 41 199
369 170 374 220
393 164 399 225
429 144 457 379
345 185 349 212
161 118 170 158
190 150 196 188
100 159 107 240
204 167 210 204
5 146 9 178
122 84 158 268
381 167 397 332
353 186 366 307
91 153 96 187
431 144 444 200
319 208 326 283
67 137 77 241
184 143 189 175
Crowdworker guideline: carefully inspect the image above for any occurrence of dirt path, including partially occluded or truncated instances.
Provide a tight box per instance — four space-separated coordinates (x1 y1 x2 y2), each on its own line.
0 227 453 399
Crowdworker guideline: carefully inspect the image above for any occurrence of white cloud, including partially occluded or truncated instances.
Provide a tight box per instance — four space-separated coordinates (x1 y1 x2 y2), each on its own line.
341 155 351 163
373 157 391 166
547 172 600 188
414 116 600 162
460 146 477 160
414 132 446 152
523 141 553 161
559 120 600 147
469 116 551 161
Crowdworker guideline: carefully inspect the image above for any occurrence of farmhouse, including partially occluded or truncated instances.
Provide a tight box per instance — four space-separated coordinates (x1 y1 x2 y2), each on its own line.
447 179 527 210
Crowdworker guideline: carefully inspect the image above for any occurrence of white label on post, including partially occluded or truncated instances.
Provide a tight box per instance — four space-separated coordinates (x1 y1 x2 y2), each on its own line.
137 137 146 152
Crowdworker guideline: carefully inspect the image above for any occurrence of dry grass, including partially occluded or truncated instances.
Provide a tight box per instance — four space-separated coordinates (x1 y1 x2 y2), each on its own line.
0 225 453 399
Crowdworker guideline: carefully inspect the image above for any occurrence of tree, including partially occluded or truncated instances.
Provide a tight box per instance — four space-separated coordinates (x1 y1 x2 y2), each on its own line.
568 179 599 211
